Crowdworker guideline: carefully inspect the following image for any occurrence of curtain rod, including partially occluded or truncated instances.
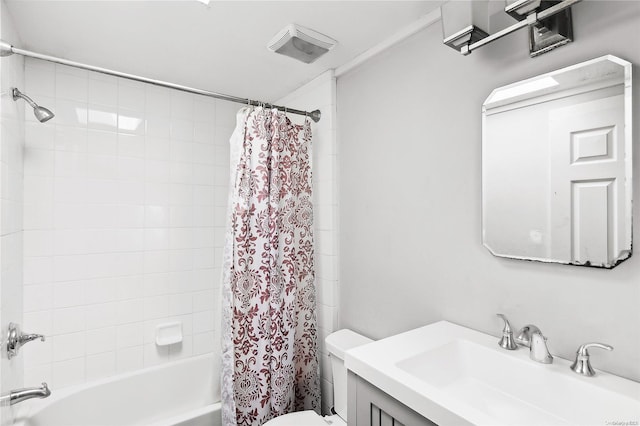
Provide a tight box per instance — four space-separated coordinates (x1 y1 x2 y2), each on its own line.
0 40 321 123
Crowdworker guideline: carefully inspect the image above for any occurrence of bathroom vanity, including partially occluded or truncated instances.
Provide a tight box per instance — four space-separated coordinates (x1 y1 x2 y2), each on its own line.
348 373 438 426
345 321 640 426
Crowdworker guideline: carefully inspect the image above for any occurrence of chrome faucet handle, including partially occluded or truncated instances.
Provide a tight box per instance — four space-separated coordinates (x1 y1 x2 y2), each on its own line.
496 313 517 350
515 324 541 347
570 342 613 377
6 323 45 359
529 330 553 364
19 333 45 345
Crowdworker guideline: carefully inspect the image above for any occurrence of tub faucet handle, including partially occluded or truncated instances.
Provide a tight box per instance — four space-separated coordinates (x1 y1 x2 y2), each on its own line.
570 342 613 377
6 323 45 359
496 313 517 350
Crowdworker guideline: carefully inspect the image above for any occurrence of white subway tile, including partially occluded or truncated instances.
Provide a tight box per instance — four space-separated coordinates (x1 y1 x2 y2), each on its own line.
144 228 169 251
143 295 169 320
193 143 215 164
145 137 171 161
194 121 215 144
54 177 87 204
143 273 170 296
118 82 145 111
117 205 145 228
26 63 56 97
53 357 85 388
118 181 145 205
87 129 118 155
145 160 170 182
143 251 169 274
169 335 192 360
168 293 192 316
55 125 88 153
193 98 215 123
24 230 53 257
145 205 169 228
193 310 214 334
146 115 171 138
168 249 193 271
56 72 88 103
25 122 55 151
171 119 194 142
52 332 85 361
116 299 144 324
85 302 117 329
118 157 145 181
53 306 85 335
24 365 53 390
85 327 116 355
53 281 85 308
143 318 168 344
22 338 51 368
145 183 170 205
55 99 88 126
86 154 118 179
193 332 215 355
24 284 53 312
114 275 144 301
24 310 53 337
116 346 143 373
89 78 118 107
169 206 193 227
146 86 170 117
86 352 116 381
118 108 145 135
169 184 193 205
24 148 54 177
170 91 193 119
116 322 144 348
144 343 169 367
84 278 117 304
193 290 215 313
193 185 215 205
118 133 146 158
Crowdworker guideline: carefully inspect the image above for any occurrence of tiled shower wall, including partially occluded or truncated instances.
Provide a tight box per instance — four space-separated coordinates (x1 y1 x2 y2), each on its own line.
277 70 338 415
21 57 235 389
0 4 25 425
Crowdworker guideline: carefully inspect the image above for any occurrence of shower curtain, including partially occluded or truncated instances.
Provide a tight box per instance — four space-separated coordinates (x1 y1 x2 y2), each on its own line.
221 107 320 426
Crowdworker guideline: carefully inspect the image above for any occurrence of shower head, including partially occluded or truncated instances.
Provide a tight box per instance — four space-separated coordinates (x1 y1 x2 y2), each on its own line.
12 88 54 123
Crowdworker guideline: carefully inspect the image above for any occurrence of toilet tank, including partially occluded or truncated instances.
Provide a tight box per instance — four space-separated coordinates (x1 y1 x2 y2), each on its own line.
325 329 373 420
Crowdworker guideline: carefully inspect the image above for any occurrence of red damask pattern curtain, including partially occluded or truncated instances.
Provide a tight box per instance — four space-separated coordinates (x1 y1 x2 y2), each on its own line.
221 107 320 426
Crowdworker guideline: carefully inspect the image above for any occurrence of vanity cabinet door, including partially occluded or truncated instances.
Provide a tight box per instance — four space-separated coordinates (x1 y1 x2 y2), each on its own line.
348 372 437 426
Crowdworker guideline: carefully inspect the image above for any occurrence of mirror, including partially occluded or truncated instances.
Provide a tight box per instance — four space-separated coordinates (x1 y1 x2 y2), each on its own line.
482 55 632 268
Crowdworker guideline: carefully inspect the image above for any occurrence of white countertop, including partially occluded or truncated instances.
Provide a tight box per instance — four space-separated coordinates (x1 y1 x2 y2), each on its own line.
345 321 640 426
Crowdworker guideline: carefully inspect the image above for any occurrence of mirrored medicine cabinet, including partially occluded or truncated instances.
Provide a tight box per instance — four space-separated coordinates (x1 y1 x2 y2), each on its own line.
482 55 632 269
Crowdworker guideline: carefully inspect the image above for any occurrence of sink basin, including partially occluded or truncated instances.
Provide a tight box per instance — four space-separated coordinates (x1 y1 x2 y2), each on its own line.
345 321 640 425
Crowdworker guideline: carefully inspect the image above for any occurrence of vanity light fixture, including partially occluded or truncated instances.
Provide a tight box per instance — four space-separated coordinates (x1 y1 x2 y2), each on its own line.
441 0 582 57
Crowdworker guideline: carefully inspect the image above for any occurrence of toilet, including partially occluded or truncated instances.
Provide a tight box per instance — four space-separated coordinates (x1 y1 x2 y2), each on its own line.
264 329 373 426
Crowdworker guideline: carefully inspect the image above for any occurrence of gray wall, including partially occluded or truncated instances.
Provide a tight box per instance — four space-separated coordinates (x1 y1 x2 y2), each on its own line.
337 1 640 381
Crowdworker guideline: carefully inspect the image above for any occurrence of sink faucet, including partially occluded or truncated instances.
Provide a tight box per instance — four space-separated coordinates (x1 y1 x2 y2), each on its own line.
529 330 553 364
7 383 51 405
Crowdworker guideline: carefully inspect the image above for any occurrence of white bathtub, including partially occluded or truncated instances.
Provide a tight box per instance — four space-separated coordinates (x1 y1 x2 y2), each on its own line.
14 354 221 426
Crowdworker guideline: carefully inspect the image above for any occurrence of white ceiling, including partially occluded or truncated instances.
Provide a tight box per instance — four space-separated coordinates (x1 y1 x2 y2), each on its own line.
4 1 443 102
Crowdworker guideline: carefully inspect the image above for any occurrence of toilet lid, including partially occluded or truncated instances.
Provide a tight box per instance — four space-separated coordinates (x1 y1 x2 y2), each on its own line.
264 411 329 426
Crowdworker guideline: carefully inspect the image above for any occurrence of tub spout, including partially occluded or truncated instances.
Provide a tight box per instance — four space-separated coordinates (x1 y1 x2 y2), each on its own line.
9 383 51 405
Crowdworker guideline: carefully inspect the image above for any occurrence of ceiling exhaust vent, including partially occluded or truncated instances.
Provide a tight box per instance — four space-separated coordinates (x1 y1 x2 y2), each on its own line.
267 24 337 64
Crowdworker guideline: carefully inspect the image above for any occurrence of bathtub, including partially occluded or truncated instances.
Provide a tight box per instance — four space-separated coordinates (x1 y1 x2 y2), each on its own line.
14 354 221 426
